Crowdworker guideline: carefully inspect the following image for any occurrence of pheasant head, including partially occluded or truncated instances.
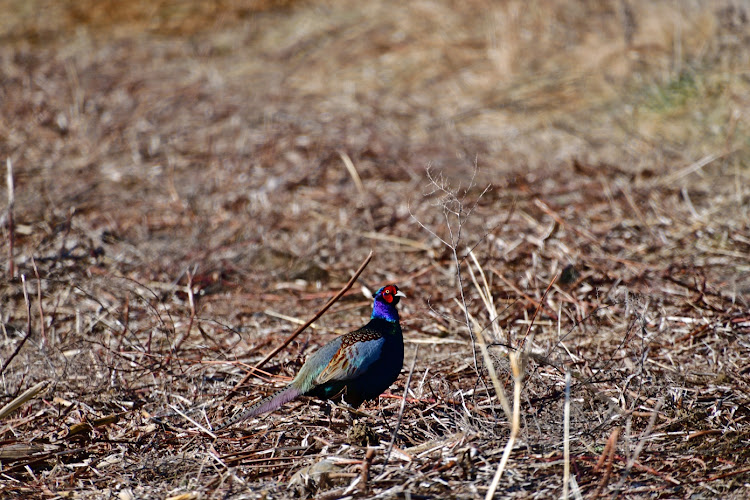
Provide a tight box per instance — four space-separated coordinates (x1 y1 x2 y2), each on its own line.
371 284 406 323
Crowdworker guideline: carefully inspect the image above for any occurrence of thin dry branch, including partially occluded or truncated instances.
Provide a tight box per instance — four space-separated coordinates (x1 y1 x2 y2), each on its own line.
381 345 419 473
474 325 512 422
453 293 512 421
229 250 373 396
613 397 666 494
168 403 217 439
173 267 197 352
339 151 375 230
520 272 559 348
412 168 492 389
485 348 527 499
592 427 620 498
31 257 46 346
6 158 14 280
0 275 32 376
0 380 49 420
360 447 376 494
563 370 571 500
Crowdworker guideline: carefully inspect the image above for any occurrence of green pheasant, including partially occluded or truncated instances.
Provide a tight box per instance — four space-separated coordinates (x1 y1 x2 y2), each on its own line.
218 285 405 429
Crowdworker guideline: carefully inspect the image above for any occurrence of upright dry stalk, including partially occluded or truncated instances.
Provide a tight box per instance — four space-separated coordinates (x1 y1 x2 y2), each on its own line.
360 447 376 494
339 151 374 230
473 326 511 422
613 397 665 494
466 250 512 420
6 158 15 280
592 427 620 498
174 267 197 352
229 250 372 397
485 349 526 499
411 168 490 378
31 257 47 346
0 275 32 375
563 370 571 500
381 345 419 473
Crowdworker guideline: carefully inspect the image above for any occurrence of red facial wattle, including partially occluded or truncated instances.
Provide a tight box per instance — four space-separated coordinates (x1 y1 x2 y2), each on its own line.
381 285 398 303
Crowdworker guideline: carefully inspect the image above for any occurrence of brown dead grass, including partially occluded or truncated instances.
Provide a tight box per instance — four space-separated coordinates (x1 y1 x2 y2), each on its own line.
1 0 749 498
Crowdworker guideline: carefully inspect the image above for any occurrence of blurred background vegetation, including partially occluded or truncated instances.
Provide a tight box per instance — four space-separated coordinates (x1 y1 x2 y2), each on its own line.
3 0 748 175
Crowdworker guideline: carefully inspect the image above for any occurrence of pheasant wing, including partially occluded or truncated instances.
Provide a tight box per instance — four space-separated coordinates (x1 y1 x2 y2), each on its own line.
313 329 384 385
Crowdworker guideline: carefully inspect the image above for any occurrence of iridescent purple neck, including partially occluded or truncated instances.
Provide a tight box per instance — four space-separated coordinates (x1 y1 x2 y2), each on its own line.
372 299 400 323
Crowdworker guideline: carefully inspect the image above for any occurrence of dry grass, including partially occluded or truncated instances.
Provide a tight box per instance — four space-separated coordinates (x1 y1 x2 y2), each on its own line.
1 0 750 498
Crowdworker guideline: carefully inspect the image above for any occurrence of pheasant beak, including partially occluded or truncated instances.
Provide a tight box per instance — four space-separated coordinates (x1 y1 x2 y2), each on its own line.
395 290 406 298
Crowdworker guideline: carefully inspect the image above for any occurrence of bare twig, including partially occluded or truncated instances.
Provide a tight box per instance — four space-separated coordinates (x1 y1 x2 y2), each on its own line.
453 244 481 375
485 348 526 499
594 427 619 473
381 345 418 474
6 158 14 280
662 152 723 184
520 272 559 348
116 296 130 352
411 168 492 384
339 151 375 230
174 267 197 352
613 397 665 494
563 370 571 500
473 321 512 421
229 251 373 396
31 257 46 346
453 278 511 421
0 380 49 420
168 403 217 439
360 446 376 494
592 427 619 498
0 275 32 376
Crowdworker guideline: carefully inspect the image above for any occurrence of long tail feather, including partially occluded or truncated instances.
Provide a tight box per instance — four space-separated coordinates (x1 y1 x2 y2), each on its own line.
216 384 301 430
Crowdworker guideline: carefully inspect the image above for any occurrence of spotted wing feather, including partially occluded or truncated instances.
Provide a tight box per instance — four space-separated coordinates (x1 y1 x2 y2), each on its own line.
313 329 384 385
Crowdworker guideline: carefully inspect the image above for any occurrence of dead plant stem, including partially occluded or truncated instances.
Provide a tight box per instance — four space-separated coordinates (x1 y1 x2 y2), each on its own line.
521 272 559 347
229 250 373 396
6 158 14 280
0 275 32 375
31 257 46 346
380 344 418 474
452 244 481 377
485 350 525 499
563 370 571 500
612 396 665 496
